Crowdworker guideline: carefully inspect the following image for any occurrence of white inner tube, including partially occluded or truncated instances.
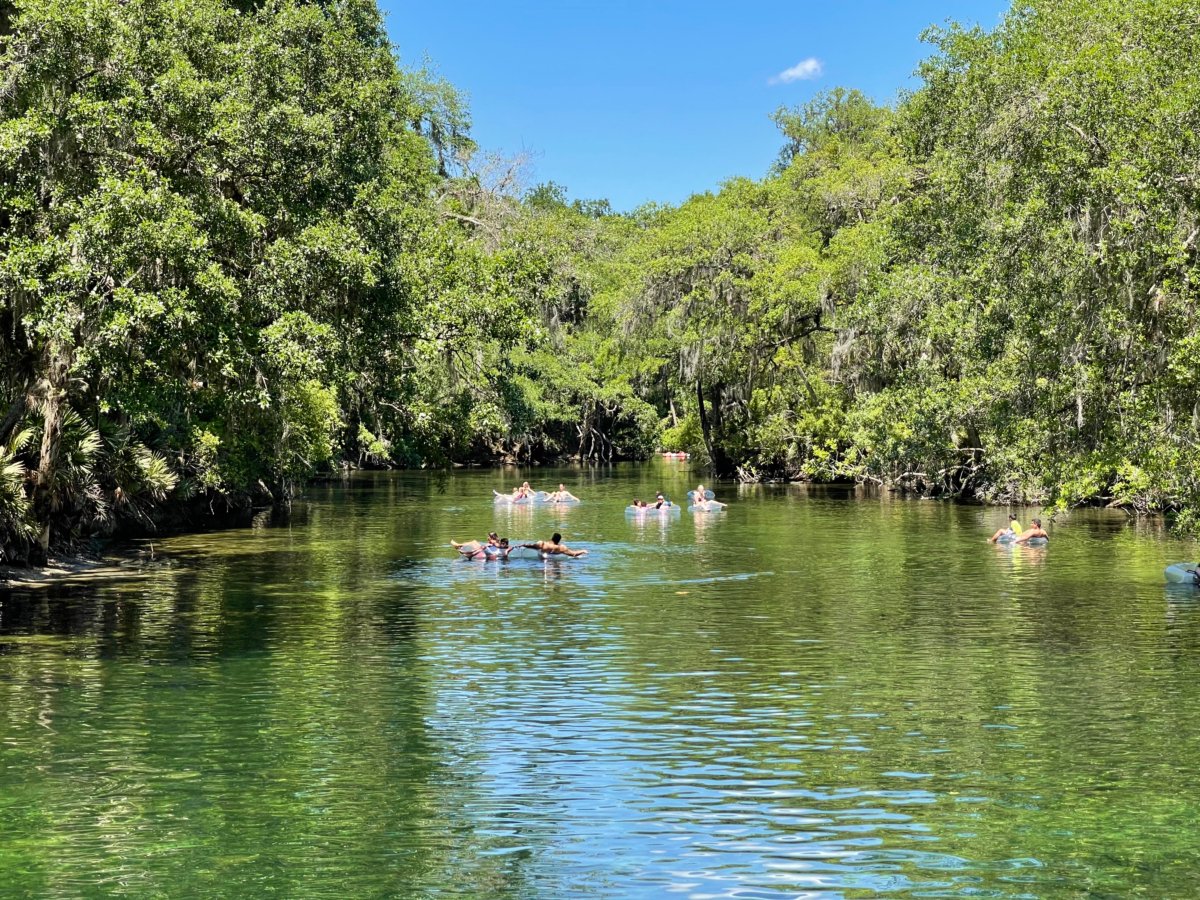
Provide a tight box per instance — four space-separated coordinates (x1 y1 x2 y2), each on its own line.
1165 563 1200 584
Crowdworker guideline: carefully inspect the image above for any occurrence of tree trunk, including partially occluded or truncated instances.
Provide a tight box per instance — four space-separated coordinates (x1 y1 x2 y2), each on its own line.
696 378 715 466
32 350 70 557
695 379 734 476
707 381 735 477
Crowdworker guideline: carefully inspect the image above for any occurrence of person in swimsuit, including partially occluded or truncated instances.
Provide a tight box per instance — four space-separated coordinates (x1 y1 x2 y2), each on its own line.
484 538 512 560
652 492 669 509
451 532 498 549
522 532 588 558
631 498 648 508
451 532 499 557
988 515 1022 542
549 483 579 502
692 483 723 510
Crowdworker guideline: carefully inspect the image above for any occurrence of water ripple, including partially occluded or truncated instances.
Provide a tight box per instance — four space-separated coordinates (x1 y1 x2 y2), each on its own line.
1 470 1199 897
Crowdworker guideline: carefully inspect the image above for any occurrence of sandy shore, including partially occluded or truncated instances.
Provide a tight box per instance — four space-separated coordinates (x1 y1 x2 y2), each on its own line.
0 549 163 587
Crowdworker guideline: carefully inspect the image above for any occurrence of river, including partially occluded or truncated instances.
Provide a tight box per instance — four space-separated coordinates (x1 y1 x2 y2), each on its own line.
2 462 1199 897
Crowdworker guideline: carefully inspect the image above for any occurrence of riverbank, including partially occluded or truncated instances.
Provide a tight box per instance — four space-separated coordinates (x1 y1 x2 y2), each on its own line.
0 548 170 587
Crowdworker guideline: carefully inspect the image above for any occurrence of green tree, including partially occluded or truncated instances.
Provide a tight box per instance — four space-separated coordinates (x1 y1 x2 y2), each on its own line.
0 0 532 560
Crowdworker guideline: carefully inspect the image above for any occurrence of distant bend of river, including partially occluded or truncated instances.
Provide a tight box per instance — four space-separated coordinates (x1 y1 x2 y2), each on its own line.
2 462 1199 898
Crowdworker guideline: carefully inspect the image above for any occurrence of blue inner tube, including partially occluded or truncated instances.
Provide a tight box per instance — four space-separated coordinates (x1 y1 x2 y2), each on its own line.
996 533 1046 546
1165 563 1200 584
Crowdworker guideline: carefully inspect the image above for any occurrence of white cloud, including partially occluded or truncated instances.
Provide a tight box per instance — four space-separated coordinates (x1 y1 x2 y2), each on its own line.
769 58 823 85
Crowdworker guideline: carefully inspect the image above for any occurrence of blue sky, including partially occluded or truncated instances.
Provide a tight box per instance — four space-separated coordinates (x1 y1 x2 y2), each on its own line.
380 1 1010 210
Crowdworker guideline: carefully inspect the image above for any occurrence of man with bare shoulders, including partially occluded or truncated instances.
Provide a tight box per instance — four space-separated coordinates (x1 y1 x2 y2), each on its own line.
548 483 579 502
1014 518 1049 543
522 532 588 558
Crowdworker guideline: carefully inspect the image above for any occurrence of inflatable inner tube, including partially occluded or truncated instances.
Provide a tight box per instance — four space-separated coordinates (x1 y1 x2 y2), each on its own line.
626 504 680 515
455 543 547 561
493 490 534 505
688 500 727 513
1165 563 1200 584
455 541 498 560
535 492 580 504
502 545 545 560
995 533 1046 546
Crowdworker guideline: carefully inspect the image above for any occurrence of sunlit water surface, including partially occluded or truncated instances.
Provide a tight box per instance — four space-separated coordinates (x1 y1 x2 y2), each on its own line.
3 463 1200 898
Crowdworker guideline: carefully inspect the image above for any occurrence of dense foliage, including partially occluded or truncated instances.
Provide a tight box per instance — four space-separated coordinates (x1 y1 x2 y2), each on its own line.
0 0 539 561
526 0 1200 523
3 0 1200 562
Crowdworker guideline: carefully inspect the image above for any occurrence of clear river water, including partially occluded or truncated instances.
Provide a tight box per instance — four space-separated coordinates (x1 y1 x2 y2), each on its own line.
3 462 1200 898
